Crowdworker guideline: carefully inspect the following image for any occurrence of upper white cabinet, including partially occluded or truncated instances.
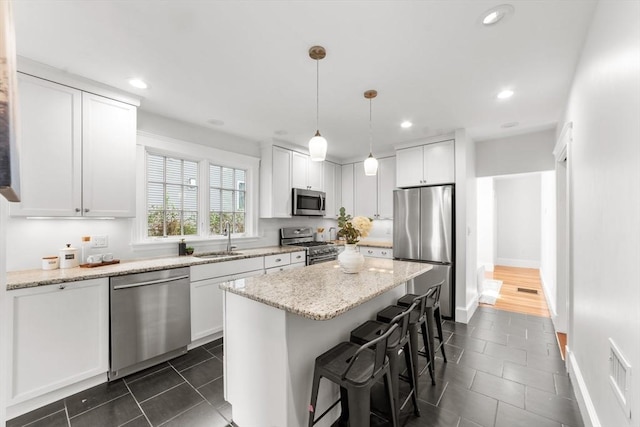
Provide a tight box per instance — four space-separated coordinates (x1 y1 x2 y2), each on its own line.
323 161 341 218
396 139 455 188
377 157 396 219
349 156 396 219
260 145 292 218
260 145 335 218
8 279 109 405
340 163 355 215
354 162 377 218
12 74 137 217
292 152 323 191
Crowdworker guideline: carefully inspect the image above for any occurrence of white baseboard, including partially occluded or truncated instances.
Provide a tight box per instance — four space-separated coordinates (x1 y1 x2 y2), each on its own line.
455 293 479 324
495 258 541 269
539 274 563 333
566 346 601 427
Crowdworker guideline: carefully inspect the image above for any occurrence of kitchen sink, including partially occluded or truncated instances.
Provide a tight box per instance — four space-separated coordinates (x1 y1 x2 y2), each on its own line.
194 251 243 259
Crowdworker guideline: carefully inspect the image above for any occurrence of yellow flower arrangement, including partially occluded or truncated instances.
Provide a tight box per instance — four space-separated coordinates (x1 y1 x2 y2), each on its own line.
337 207 373 244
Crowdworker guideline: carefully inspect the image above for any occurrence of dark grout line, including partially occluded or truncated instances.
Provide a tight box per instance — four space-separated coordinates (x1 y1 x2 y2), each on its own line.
123 379 153 427
68 392 132 421
20 409 67 427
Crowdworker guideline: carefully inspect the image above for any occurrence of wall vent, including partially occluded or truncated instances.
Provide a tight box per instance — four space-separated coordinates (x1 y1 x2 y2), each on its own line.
609 338 632 419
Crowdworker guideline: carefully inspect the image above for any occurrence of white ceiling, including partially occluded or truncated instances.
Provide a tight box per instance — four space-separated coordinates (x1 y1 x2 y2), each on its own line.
12 0 596 161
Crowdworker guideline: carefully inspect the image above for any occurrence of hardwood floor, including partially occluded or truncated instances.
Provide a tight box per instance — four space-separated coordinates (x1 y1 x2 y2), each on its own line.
481 265 551 317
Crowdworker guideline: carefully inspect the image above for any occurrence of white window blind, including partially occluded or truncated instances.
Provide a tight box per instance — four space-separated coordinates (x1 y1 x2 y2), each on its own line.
209 165 246 235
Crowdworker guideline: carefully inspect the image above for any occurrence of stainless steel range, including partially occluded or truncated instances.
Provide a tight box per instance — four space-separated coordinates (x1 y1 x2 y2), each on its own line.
280 227 339 265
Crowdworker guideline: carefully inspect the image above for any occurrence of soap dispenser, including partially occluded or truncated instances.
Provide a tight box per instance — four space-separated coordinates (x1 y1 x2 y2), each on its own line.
178 239 187 256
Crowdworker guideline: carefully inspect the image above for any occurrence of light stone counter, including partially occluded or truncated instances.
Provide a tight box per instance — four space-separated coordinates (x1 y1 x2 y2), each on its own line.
220 257 431 320
6 246 301 291
328 239 393 248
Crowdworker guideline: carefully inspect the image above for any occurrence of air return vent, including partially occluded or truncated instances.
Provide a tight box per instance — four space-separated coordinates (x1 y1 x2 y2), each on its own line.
609 338 632 419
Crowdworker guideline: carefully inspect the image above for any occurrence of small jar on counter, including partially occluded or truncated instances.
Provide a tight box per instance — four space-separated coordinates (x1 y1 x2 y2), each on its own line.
59 244 79 269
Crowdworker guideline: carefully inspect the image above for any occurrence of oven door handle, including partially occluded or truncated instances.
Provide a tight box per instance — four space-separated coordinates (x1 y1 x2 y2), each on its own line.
309 253 338 264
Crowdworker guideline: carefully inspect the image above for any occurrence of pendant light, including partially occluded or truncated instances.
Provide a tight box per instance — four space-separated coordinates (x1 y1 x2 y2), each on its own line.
308 46 327 161
363 89 379 176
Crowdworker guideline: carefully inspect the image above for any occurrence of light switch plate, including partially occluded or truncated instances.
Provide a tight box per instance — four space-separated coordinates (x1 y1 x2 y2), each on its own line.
92 235 108 248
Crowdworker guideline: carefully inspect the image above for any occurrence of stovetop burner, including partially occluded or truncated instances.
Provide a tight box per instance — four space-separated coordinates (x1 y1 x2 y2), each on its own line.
287 241 332 248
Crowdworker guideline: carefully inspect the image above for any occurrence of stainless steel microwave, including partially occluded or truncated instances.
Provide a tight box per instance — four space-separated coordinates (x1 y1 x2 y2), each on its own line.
292 188 326 216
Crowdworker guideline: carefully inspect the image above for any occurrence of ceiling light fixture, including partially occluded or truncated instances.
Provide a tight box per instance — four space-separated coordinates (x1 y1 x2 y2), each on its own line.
501 121 519 128
363 89 379 176
128 78 148 89
497 89 514 99
401 121 413 129
308 46 327 162
481 4 515 26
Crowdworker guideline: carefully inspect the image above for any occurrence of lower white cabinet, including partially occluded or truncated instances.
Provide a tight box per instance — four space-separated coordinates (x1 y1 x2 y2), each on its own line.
8 279 109 405
360 246 393 259
190 258 265 342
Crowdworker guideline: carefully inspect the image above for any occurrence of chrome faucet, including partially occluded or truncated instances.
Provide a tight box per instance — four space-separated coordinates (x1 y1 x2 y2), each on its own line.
223 221 237 252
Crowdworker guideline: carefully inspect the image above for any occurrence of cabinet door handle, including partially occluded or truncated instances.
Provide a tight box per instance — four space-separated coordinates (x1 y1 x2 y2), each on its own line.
59 284 66 290
84 208 90 213
381 251 387 255
367 250 373 254
75 208 81 213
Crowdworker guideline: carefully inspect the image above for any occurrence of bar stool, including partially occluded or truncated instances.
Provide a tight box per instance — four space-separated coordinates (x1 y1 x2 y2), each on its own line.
350 302 420 423
397 281 447 367
376 287 437 390
308 323 399 427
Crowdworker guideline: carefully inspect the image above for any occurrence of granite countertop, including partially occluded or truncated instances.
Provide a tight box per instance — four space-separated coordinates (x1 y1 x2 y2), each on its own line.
6 246 303 291
220 258 431 320
328 240 393 249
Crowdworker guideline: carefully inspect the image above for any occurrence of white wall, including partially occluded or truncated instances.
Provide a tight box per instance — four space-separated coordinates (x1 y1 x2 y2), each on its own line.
1 198 9 425
494 174 541 268
561 2 640 426
454 128 477 323
476 177 495 272
539 171 557 322
476 129 556 177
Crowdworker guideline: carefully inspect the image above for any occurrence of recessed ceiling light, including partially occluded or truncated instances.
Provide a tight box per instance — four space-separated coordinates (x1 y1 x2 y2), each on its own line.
400 121 413 128
207 119 225 126
497 89 514 99
128 78 148 89
481 4 514 26
501 121 519 128
274 130 288 136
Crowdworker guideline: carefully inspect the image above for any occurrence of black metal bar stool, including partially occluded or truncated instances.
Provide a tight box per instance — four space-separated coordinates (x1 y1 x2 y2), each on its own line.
376 287 437 390
397 281 447 368
308 323 399 427
350 302 420 424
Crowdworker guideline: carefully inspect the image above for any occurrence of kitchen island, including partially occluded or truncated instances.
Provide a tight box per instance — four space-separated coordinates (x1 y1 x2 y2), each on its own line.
220 258 432 427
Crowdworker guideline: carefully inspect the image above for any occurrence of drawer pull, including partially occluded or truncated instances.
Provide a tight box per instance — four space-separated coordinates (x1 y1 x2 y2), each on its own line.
275 258 282 262
59 284 66 290
382 251 387 255
295 255 302 259
367 250 373 254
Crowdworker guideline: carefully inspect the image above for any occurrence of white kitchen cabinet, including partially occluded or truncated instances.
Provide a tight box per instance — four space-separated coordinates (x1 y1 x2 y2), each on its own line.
377 157 396 219
340 163 355 215
354 162 377 218
11 73 137 217
292 151 323 191
8 279 109 405
191 257 265 342
260 145 292 218
396 140 455 188
360 246 393 259
323 161 342 218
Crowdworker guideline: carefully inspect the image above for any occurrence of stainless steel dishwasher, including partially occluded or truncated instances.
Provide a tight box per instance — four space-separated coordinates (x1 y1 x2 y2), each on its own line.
109 267 191 380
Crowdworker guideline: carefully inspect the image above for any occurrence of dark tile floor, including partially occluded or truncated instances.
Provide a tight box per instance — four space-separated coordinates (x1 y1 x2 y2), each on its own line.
7 339 233 427
8 307 584 427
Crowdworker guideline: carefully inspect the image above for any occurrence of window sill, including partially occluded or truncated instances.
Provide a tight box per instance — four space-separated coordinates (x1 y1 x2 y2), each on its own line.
130 235 262 252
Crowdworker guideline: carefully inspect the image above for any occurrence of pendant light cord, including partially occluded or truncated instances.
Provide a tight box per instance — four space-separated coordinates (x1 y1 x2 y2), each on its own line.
316 59 320 131
369 98 373 155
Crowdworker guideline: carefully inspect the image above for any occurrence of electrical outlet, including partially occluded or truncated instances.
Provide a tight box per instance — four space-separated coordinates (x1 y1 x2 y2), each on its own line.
91 235 108 248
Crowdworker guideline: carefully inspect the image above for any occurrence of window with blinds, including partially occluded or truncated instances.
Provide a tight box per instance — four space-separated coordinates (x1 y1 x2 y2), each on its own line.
147 154 198 237
209 165 246 235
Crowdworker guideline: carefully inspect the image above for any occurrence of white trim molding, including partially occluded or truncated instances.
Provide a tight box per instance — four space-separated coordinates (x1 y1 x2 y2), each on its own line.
554 122 573 162
455 293 479 324
567 346 602 427
495 257 540 269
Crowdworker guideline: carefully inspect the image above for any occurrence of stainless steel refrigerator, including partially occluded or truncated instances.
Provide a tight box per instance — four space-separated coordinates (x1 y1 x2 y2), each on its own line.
393 185 455 318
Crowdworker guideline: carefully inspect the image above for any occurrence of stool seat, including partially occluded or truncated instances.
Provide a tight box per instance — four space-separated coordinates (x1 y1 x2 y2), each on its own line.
398 293 437 309
316 341 377 384
377 304 420 325
350 320 403 349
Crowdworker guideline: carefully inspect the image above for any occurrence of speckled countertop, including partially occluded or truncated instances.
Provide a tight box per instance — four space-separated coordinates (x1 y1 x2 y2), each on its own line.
329 240 393 249
220 258 431 320
6 246 302 291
